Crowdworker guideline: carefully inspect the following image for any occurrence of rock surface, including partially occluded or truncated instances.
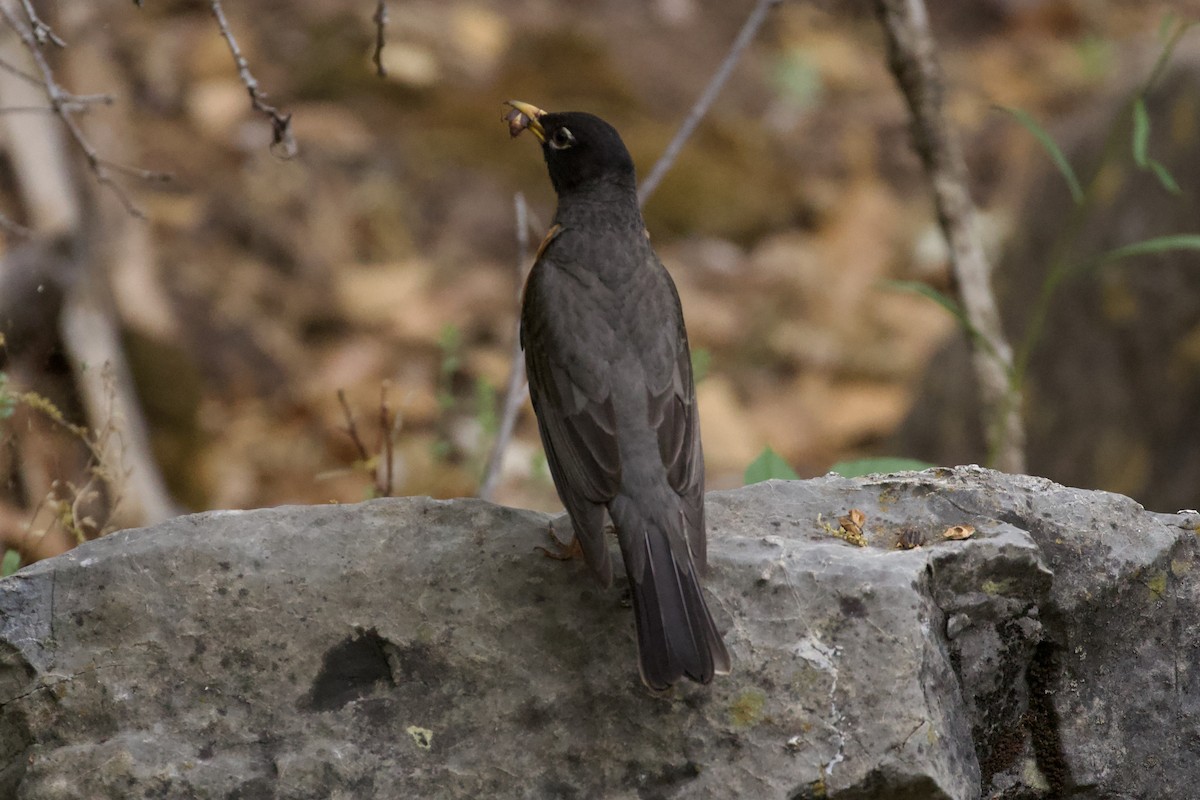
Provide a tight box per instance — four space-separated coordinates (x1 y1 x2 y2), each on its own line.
0 467 1196 799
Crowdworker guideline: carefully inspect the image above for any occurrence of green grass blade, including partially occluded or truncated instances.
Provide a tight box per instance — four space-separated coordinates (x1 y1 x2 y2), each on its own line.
881 280 967 325
1132 97 1150 167
881 279 1000 360
1148 159 1182 195
998 106 1084 204
1158 11 1177 42
1083 234 1200 274
1145 18 1198 91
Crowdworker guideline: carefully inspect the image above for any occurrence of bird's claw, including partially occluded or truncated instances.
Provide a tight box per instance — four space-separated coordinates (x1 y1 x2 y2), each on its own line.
534 518 584 561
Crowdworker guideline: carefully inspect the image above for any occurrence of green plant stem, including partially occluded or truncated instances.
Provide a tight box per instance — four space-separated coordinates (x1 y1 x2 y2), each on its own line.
1014 96 1156 387
1143 19 1196 93
1015 16 1196 398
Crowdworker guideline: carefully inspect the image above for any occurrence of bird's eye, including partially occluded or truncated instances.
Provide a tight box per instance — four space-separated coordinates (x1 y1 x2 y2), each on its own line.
549 127 575 150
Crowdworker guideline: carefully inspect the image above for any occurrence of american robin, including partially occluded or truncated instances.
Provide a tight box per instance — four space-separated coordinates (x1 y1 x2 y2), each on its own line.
504 100 731 690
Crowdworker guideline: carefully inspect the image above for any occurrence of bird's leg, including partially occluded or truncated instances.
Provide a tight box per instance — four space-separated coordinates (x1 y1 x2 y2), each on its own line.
534 517 584 561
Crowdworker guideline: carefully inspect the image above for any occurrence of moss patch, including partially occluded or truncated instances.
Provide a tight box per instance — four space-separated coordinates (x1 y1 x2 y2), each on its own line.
729 689 767 728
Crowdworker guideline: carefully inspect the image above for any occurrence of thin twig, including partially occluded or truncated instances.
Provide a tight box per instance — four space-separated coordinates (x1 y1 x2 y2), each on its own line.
0 53 44 87
0 4 170 217
478 192 533 501
337 388 372 463
0 95 113 114
209 0 296 158
60 92 115 108
0 208 30 236
637 0 782 206
378 382 394 497
338 386 400 497
19 0 64 48
372 0 388 78
872 0 1025 473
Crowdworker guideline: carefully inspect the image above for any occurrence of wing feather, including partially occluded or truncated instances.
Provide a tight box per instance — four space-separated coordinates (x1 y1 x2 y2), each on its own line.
521 236 622 584
646 281 706 570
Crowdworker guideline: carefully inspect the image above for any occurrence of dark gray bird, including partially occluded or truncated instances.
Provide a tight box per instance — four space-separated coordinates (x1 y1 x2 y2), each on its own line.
505 100 731 690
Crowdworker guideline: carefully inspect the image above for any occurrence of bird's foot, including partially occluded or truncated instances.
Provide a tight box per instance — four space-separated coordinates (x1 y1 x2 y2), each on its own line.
534 518 584 561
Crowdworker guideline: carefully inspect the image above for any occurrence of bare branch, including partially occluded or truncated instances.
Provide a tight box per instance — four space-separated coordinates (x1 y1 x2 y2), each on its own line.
59 92 115 110
372 0 388 79
337 386 400 498
18 0 64 48
209 0 297 158
0 53 42 87
872 0 1025 473
337 389 372 464
478 192 533 501
0 94 114 114
0 208 29 235
0 3 169 217
638 0 782 206
377 382 395 497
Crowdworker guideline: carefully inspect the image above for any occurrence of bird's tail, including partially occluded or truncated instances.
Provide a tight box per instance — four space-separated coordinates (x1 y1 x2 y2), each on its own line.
609 496 731 690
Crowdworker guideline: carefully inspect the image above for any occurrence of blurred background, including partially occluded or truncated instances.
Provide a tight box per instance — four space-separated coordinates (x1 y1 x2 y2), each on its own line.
1 0 1198 566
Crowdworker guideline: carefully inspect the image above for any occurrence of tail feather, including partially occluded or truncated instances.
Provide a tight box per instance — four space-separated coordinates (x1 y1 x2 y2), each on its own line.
610 497 730 690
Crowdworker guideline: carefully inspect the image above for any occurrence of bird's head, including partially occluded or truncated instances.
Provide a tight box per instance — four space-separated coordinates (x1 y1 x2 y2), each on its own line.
504 101 636 198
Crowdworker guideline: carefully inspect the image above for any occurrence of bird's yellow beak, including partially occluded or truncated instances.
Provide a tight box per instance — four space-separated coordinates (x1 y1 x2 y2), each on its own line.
504 100 547 143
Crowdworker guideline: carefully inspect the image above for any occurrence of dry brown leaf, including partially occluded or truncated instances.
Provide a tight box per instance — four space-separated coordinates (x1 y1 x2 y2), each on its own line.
943 524 976 541
838 508 866 535
833 508 868 547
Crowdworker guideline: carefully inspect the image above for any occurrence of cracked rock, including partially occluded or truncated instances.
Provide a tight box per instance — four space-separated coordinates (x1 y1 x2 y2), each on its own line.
0 468 1196 798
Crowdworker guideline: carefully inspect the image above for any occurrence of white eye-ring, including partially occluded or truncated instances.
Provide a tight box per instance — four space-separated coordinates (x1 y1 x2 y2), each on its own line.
549 127 575 150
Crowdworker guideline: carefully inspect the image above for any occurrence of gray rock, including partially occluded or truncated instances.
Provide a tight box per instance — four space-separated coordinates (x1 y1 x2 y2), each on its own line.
0 467 1195 799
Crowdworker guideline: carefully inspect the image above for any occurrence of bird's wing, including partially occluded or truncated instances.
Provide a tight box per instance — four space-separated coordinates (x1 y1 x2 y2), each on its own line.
521 237 621 584
644 266 707 570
